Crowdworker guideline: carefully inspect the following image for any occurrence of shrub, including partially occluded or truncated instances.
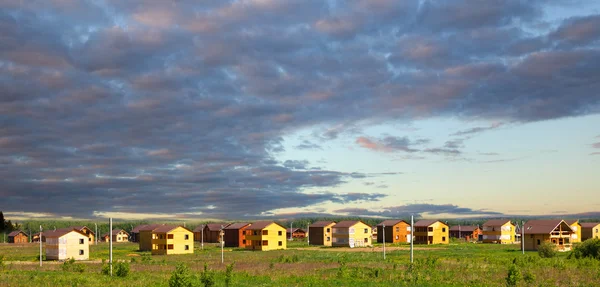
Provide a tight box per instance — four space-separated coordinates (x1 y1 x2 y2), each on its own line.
537 242 557 258
114 261 130 277
523 270 536 284
62 258 86 273
225 262 235 287
505 264 521 286
101 264 110 276
571 238 600 259
169 263 193 287
200 262 215 287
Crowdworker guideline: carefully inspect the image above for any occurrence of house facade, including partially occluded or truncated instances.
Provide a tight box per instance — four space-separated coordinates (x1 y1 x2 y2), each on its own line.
524 220 573 251
413 220 449 244
581 223 600 241
45 229 89 261
102 229 129 242
567 220 581 243
308 221 335 246
482 220 515 244
71 226 95 244
138 224 167 251
223 223 251 247
150 225 194 255
376 220 411 244
193 225 205 242
449 226 482 242
245 222 287 251
286 228 307 239
332 221 372 248
8 230 28 243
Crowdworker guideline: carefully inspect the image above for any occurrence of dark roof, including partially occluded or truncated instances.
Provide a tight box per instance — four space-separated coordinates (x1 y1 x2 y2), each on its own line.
449 226 479 232
483 220 512 227
153 225 191 233
287 228 306 233
413 220 447 227
205 223 229 231
136 224 166 232
223 223 251 230
8 230 27 237
333 221 364 228
581 222 600 228
377 220 408 227
193 225 205 232
71 226 95 235
102 229 129 237
523 220 570 234
310 221 336 228
566 220 579 226
44 228 87 238
247 221 284 230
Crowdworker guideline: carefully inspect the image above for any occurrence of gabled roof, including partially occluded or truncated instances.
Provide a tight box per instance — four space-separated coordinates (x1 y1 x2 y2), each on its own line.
581 222 600 228
287 228 306 233
8 230 28 237
333 220 367 228
205 223 229 231
223 223 251 230
44 228 87 238
136 224 167 232
71 226 95 235
377 220 408 227
247 221 285 230
413 220 447 227
483 220 512 227
103 229 130 237
449 226 479 232
153 225 191 233
193 225 205 232
309 221 336 228
524 220 572 235
566 220 580 226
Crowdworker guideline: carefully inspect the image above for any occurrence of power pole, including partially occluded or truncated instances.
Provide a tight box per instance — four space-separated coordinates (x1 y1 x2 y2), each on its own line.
382 224 386 260
410 215 414 264
94 223 97 245
39 225 42 267
521 221 525 255
289 222 293 241
307 223 310 246
220 225 224 264
109 218 113 276
201 225 204 250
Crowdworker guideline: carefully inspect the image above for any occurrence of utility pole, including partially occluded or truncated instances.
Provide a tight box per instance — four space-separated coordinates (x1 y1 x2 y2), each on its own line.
39 225 42 267
220 225 224 264
94 223 97 245
109 218 113 276
382 224 386 260
521 221 525 255
201 224 204 250
289 222 293 241
458 224 461 240
410 215 414 264
307 223 310 246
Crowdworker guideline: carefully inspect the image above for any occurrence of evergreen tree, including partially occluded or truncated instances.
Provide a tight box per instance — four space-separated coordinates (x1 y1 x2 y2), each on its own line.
0 211 5 232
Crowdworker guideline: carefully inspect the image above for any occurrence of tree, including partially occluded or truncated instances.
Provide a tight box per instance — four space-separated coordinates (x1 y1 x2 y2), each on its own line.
0 211 5 232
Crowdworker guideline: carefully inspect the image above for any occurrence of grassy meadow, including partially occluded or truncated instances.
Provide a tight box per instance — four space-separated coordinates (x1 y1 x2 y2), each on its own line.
1 240 599 286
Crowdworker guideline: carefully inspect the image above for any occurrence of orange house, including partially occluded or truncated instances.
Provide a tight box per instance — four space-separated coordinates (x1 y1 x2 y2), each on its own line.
8 230 29 243
376 220 411 243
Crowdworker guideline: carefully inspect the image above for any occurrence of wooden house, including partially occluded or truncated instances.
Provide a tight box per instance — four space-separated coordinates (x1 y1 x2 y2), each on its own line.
370 225 378 240
286 228 307 239
203 223 229 243
32 232 46 242
566 220 581 243
223 223 251 247
523 220 573 251
449 226 482 242
482 220 515 244
101 229 130 242
130 224 148 242
376 220 411 244
45 228 89 261
581 223 600 241
71 226 95 244
137 224 168 251
308 221 335 246
245 221 287 251
332 221 372 248
193 225 205 242
150 225 194 255
8 230 28 243
412 220 449 245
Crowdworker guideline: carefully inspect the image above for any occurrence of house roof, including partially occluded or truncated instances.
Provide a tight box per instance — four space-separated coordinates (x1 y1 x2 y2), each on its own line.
483 220 512 227
309 221 336 228
205 223 229 231
44 228 87 238
193 225 205 232
8 230 27 237
103 229 129 237
287 228 305 233
413 220 447 227
524 220 571 234
566 220 579 226
153 225 191 233
247 221 285 230
223 223 251 230
71 226 95 235
136 224 166 232
581 222 600 228
377 220 408 227
449 226 479 232
333 220 365 228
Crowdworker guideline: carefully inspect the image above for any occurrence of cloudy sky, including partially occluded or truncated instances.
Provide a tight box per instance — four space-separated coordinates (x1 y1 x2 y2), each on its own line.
1 0 599 221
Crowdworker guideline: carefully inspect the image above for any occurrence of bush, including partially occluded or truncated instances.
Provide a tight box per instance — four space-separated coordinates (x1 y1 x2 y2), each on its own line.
537 242 557 258
523 270 536 284
571 238 600 259
505 264 521 286
62 258 86 273
114 261 130 277
200 262 215 287
101 264 110 276
169 263 193 287
225 262 235 287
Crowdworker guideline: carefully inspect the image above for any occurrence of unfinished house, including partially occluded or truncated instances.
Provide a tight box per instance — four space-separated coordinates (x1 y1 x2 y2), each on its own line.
223 223 251 247
286 228 307 239
308 221 336 246
482 220 515 244
332 221 372 248
523 220 574 251
45 228 89 261
412 220 449 245
449 226 482 242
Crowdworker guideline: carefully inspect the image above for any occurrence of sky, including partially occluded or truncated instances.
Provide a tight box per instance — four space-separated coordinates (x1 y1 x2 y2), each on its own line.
1 0 599 221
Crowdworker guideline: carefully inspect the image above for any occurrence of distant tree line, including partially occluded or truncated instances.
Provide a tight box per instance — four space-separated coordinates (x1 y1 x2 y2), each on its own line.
0 211 20 233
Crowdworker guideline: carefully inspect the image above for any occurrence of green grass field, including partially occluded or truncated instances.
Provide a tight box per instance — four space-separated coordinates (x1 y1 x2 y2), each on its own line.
1 240 599 286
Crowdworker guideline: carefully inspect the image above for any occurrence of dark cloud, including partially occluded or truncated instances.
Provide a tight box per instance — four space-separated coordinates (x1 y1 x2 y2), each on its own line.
1 1 599 219
334 203 504 218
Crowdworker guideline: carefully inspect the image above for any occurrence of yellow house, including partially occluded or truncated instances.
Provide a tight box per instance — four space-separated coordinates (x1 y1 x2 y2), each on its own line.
72 226 96 244
567 220 581 243
308 221 336 246
332 221 372 248
45 228 89 261
581 223 600 241
102 229 130 242
413 220 449 245
524 219 573 251
245 221 287 251
150 225 194 255
138 224 167 251
482 220 515 244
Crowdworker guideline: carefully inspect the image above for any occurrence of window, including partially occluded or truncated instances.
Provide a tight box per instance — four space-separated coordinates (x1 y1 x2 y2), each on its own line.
167 234 174 239
396 227 399 232
242 239 246 244
262 240 268 246
254 231 258 235
278 241 282 246
79 250 84 255
168 244 174 250
428 227 433 232
364 228 368 233
278 231 282 236
326 228 330 233
185 245 189 250
262 230 268 236
395 235 399 240
117 237 121 241
79 238 84 244
327 237 330 242
442 228 446 232
537 239 540 245
442 237 446 242
89 238 92 241
184 234 189 240
364 238 368 243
